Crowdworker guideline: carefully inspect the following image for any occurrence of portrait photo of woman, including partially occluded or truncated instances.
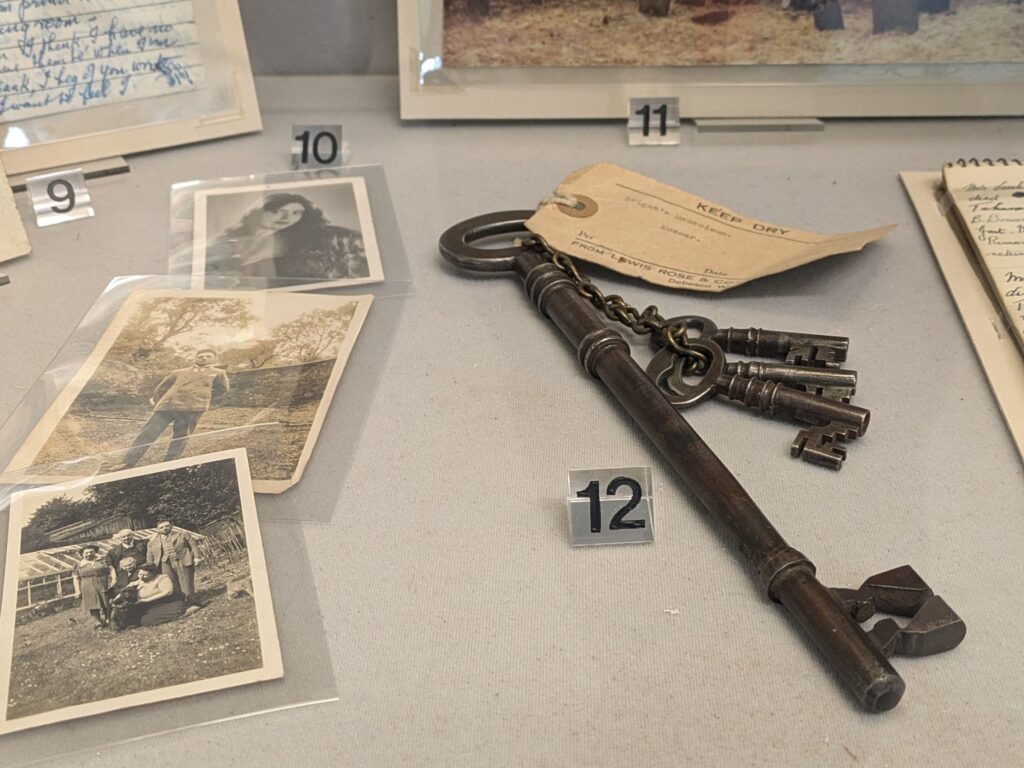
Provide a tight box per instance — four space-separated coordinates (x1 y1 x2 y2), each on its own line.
192 176 384 290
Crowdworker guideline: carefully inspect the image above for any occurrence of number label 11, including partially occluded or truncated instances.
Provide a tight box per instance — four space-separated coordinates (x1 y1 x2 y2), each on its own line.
26 169 94 227
627 97 681 146
567 467 655 546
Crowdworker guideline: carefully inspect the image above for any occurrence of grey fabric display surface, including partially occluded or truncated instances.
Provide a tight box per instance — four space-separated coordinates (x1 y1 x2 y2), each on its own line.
2 76 1024 766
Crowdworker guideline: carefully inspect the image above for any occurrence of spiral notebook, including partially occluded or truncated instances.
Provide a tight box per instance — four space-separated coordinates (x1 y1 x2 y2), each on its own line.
902 159 1024 463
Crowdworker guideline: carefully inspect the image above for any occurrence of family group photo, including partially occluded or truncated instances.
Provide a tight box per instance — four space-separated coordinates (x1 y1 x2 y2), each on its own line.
443 0 1024 67
0 451 281 734
6 290 374 494
193 176 385 290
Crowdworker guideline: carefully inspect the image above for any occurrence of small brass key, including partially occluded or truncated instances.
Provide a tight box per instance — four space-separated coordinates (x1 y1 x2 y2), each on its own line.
440 211 965 712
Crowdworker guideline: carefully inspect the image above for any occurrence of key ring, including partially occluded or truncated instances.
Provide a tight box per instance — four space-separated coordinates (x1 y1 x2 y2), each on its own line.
647 339 726 408
439 210 537 273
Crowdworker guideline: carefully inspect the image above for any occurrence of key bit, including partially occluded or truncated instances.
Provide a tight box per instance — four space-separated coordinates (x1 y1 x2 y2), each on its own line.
833 565 932 616
786 343 845 369
863 565 934 615
832 566 966 658
869 597 967 657
792 423 860 469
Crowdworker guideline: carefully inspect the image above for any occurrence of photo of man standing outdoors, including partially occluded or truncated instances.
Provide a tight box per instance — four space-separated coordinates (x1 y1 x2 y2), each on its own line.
117 349 229 469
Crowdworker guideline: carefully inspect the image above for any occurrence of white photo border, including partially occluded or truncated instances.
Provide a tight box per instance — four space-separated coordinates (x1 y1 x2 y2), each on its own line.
0 448 283 735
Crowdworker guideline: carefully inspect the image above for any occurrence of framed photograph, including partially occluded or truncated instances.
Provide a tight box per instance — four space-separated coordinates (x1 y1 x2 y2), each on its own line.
4 289 374 494
0 449 283 735
191 176 385 290
0 0 261 176
398 1 1024 119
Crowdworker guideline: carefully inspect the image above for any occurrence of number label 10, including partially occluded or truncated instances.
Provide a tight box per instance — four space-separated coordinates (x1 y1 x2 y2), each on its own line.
567 467 655 546
292 124 344 169
26 169 94 227
627 97 681 146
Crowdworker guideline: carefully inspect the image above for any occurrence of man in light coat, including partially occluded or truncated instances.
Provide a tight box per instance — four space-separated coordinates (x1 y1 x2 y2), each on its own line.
119 349 229 469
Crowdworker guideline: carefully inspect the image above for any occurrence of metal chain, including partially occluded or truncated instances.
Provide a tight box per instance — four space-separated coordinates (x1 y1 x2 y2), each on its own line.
530 240 710 373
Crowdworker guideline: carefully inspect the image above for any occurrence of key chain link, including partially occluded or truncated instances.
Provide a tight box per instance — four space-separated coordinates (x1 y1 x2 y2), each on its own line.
530 240 710 374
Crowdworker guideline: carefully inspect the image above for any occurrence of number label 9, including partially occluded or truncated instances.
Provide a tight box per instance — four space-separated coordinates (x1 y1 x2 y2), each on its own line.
26 168 93 227
46 179 76 213
567 467 655 546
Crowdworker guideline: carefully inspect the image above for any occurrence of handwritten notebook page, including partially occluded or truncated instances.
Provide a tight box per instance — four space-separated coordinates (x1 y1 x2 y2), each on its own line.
903 172 1024 464
943 165 1024 356
0 0 204 123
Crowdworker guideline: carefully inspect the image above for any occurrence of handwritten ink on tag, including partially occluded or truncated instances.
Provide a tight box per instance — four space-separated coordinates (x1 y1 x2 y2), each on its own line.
526 163 894 293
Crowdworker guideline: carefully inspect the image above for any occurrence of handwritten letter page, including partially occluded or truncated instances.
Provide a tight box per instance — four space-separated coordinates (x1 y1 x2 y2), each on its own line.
944 165 1024 355
0 0 204 123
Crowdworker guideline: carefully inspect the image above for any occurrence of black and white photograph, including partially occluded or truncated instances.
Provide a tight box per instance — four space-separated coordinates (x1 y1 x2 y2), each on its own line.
0 449 282 735
191 176 384 290
5 289 374 494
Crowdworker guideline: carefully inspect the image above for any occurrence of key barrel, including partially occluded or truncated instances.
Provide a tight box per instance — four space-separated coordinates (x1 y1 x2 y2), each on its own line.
510 246 902 711
719 375 870 433
725 361 857 398
714 327 850 362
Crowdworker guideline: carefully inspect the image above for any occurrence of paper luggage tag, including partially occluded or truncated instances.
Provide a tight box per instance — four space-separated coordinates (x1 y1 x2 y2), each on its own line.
0 156 30 264
526 163 893 293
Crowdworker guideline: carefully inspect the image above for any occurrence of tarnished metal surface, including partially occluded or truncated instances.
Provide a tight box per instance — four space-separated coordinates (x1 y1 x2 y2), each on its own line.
647 341 869 469
440 211 965 712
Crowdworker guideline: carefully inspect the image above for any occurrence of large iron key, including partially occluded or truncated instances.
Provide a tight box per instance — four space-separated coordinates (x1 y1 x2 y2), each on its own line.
440 211 963 712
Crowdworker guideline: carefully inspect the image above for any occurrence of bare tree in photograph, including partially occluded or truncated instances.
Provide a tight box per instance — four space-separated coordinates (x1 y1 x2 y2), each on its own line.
272 306 356 364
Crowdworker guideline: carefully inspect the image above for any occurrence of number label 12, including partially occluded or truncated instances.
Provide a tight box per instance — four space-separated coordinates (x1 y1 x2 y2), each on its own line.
567 467 655 546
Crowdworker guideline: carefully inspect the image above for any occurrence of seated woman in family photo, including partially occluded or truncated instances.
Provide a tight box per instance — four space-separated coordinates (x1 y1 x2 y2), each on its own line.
205 193 369 281
72 543 115 630
112 563 188 630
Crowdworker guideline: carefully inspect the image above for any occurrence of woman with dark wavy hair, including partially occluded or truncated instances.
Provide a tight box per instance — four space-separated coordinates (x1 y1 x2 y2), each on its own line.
206 193 369 281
